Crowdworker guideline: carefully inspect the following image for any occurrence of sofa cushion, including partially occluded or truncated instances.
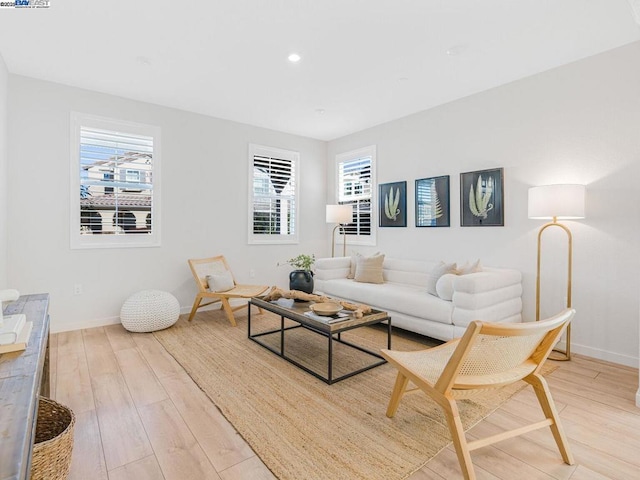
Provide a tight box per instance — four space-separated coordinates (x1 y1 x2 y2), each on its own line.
314 257 351 281
318 279 454 325
354 253 385 284
382 258 434 286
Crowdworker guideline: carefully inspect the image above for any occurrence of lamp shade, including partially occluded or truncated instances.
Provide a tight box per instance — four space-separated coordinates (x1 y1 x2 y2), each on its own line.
326 204 353 224
528 184 586 220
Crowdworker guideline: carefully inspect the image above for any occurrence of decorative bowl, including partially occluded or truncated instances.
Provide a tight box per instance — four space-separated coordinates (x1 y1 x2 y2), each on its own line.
309 302 343 316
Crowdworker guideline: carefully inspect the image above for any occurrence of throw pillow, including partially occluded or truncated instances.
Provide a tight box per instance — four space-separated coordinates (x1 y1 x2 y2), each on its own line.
435 273 457 301
348 252 380 279
354 253 385 284
347 255 357 279
458 259 483 275
426 261 457 296
206 271 235 292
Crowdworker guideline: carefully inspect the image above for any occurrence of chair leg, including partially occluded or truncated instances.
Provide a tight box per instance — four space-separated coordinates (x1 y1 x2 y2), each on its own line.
188 295 203 322
527 374 575 465
220 297 237 327
386 372 409 418
443 398 476 480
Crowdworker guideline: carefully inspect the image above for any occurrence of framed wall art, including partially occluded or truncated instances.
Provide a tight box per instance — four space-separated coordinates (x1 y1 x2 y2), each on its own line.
415 175 450 227
379 181 407 227
460 168 504 226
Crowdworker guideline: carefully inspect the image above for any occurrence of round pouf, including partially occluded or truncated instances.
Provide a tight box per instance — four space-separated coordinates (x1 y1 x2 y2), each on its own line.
120 290 180 333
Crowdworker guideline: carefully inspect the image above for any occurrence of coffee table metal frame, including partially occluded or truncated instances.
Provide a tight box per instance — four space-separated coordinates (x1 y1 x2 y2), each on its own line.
248 296 392 384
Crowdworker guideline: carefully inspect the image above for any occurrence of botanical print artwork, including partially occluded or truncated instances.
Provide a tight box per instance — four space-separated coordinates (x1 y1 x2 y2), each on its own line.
415 176 450 227
379 181 407 227
460 168 504 226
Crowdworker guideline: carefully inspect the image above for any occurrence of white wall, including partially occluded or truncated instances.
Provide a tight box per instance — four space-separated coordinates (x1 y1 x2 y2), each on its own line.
7 76 327 332
328 42 640 368
0 53 8 288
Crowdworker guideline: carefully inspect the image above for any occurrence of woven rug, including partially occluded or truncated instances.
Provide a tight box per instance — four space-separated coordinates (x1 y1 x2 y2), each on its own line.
154 309 540 480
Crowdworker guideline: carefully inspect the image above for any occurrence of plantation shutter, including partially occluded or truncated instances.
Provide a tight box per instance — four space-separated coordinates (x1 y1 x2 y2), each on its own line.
338 155 372 236
79 127 154 235
249 144 299 243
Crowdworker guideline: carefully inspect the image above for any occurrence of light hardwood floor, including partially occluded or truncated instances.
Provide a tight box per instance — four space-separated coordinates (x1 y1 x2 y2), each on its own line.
51 320 640 480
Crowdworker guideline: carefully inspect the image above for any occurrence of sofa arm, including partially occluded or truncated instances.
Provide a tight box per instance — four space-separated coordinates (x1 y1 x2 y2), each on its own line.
451 269 523 326
314 257 351 281
453 269 522 294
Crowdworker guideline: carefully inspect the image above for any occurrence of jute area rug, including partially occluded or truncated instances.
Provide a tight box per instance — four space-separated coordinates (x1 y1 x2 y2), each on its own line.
154 309 541 480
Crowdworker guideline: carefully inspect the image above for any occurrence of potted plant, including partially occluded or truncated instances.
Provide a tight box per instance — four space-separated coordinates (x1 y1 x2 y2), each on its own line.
280 254 315 295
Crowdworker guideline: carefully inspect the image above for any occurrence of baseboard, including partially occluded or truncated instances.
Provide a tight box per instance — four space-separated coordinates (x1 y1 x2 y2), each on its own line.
572 342 638 368
51 303 228 334
51 315 121 334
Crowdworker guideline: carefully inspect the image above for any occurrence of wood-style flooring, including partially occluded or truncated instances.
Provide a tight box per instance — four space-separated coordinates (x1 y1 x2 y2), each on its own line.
50 320 640 480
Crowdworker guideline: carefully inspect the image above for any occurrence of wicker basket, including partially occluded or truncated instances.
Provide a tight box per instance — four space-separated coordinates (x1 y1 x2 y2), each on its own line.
31 397 75 480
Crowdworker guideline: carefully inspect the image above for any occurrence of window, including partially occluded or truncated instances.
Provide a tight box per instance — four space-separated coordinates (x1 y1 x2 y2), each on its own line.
70 113 161 249
336 146 376 246
248 144 299 244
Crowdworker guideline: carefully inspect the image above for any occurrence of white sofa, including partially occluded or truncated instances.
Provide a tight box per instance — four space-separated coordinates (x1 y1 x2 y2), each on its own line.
314 256 523 342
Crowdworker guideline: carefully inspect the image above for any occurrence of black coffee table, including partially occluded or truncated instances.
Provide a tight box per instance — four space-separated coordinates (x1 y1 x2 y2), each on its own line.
248 296 391 384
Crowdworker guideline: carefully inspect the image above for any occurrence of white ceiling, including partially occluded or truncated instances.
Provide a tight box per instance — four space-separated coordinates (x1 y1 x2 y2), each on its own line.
0 1 639 141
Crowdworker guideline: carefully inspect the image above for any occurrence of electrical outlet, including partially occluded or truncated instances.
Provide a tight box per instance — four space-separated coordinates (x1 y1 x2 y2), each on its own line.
249 269 256 278
74 284 83 295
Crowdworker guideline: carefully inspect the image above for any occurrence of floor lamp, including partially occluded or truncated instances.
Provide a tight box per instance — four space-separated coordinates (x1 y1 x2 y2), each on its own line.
528 184 586 361
326 204 353 257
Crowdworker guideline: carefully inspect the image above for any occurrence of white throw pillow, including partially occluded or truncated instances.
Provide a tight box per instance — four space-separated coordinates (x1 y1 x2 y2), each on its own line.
435 273 457 301
354 253 385 284
206 271 235 292
458 259 483 275
427 261 457 296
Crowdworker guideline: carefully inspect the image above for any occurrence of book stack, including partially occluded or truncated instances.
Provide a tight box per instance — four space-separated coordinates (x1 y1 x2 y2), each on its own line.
0 314 33 354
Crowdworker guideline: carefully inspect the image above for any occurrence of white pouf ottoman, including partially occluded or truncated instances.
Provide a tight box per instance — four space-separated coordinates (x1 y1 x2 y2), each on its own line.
120 290 180 332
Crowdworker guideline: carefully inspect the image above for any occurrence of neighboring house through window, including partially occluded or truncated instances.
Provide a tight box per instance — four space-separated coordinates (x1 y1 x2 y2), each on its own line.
336 146 376 246
70 113 161 248
248 144 299 244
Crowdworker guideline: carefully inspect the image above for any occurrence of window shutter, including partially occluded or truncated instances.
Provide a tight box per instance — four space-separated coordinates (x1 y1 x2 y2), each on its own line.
71 112 161 249
338 155 372 236
248 144 299 244
79 127 154 235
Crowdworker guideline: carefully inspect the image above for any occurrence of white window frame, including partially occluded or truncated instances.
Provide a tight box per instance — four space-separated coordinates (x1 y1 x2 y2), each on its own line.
70 112 161 249
248 143 300 244
335 145 376 247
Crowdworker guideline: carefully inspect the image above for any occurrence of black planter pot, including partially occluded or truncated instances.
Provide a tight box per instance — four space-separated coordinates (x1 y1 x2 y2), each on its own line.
289 270 314 296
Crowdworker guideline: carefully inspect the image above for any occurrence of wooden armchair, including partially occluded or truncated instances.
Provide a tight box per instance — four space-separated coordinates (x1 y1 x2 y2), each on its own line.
382 309 575 480
187 256 268 326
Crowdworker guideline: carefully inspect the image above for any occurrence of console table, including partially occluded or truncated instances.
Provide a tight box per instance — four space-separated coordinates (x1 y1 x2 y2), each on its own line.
0 294 50 480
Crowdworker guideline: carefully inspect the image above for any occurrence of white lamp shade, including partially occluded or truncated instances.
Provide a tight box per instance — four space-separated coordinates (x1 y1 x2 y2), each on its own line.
326 204 353 224
528 184 586 220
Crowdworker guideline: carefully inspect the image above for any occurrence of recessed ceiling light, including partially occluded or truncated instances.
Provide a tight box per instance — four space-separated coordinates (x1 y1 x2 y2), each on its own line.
398 77 409 82
288 53 301 63
445 45 464 56
315 108 325 115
